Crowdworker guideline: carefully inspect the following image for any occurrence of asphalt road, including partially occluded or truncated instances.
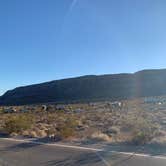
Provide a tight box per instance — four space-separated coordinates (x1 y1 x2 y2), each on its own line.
0 139 166 166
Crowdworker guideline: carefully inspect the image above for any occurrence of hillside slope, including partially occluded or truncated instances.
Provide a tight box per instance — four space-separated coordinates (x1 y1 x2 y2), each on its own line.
1 69 166 105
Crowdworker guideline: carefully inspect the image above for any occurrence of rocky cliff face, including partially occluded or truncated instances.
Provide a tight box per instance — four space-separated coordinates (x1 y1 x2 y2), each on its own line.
1 69 166 105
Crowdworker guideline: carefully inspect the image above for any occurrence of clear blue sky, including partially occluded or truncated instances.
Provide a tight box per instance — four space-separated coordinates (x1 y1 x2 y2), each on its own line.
0 0 166 95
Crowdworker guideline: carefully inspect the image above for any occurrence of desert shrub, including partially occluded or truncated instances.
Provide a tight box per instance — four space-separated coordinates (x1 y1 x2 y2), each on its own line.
131 118 158 145
58 126 75 139
0 109 3 113
132 131 150 145
122 116 159 145
3 114 34 134
47 113 57 124
57 116 78 139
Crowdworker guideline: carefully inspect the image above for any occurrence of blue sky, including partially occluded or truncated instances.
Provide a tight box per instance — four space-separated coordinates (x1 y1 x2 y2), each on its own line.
0 0 166 95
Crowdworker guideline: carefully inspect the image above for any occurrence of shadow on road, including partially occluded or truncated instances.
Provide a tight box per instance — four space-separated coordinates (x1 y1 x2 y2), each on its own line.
2 142 40 152
44 152 101 166
102 141 166 156
0 137 67 153
1 135 166 157
0 137 55 152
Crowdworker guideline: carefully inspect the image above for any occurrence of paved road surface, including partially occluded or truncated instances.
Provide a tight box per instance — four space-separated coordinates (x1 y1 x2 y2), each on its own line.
0 139 166 166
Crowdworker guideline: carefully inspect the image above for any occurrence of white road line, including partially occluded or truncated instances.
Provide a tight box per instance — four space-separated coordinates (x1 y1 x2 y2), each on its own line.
1 137 166 160
96 152 111 166
109 151 166 160
0 138 103 152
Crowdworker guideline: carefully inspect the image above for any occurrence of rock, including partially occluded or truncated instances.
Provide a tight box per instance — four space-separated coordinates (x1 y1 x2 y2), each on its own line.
10 132 18 137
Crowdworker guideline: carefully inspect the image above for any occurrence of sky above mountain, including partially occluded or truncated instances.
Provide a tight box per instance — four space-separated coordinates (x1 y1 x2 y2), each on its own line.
0 0 166 95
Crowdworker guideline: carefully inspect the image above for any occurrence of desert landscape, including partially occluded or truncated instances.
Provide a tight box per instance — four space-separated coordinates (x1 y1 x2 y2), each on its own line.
1 96 166 146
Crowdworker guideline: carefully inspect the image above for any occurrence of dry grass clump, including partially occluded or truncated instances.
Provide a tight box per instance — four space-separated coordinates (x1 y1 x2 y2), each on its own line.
36 129 47 138
29 131 38 138
90 132 112 142
22 130 30 137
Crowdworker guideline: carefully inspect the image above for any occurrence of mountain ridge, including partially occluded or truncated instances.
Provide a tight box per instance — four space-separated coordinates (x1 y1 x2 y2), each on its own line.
1 68 166 105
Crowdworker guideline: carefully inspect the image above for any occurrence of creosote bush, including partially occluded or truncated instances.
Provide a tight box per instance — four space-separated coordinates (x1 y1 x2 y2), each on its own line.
3 114 34 134
57 116 79 139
